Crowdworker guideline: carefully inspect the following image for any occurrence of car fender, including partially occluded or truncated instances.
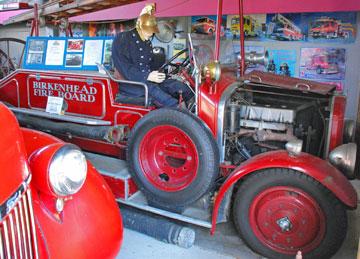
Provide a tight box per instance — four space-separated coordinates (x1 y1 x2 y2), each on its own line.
211 150 358 234
21 128 123 258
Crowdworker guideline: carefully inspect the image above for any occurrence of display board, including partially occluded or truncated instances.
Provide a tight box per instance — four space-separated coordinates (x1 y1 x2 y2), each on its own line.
23 36 114 70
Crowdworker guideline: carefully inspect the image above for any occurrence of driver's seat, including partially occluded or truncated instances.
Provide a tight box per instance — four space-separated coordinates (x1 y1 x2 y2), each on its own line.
113 68 153 106
115 93 152 106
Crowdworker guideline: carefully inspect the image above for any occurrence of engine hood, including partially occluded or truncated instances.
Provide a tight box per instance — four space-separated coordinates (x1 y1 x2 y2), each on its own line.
0 103 30 206
244 71 336 95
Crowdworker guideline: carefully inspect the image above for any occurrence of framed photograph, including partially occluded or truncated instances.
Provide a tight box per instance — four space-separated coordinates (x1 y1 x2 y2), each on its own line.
26 53 44 65
28 39 45 53
67 39 84 52
45 40 66 66
65 53 83 67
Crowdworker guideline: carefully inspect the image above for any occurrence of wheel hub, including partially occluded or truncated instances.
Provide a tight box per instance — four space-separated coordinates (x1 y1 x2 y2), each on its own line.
276 216 292 232
139 125 199 192
249 186 326 254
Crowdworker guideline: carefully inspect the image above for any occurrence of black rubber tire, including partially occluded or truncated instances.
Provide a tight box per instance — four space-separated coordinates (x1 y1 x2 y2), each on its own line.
232 168 347 259
127 108 219 210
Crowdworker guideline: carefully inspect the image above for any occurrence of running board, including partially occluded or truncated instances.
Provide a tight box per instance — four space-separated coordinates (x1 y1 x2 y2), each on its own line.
10 107 111 125
85 152 232 228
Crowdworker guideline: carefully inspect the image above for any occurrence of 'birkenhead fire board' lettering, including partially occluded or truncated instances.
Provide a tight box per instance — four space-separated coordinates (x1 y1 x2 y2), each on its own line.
32 80 97 103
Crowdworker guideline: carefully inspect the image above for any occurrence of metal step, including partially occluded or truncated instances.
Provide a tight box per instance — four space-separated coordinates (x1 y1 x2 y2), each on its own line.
84 152 230 229
85 152 131 179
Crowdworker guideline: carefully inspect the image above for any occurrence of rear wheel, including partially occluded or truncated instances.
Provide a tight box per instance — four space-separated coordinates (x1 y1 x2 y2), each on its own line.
233 168 347 259
127 108 219 210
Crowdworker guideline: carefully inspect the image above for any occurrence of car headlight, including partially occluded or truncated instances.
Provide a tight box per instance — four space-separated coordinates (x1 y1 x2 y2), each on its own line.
49 145 87 196
329 143 357 179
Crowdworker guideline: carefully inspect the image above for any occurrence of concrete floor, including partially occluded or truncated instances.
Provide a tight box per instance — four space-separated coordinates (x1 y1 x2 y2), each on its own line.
117 180 360 259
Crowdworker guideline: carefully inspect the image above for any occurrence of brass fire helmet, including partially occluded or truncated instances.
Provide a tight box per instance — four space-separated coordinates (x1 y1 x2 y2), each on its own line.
136 13 159 35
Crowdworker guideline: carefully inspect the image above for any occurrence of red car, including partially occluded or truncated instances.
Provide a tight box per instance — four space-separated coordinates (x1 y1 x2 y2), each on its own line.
0 103 123 258
0 1 358 258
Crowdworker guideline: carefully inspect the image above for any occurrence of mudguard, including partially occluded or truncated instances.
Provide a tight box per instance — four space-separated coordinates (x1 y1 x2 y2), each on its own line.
211 150 358 234
21 128 123 258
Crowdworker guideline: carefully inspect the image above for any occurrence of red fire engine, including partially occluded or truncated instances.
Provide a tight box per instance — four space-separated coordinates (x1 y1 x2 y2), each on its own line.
0 0 358 258
310 17 344 39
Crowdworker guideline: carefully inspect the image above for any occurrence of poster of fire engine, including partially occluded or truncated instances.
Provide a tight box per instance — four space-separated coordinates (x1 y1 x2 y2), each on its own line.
267 49 297 77
266 13 304 41
191 15 227 36
299 47 346 80
304 12 357 43
226 14 266 40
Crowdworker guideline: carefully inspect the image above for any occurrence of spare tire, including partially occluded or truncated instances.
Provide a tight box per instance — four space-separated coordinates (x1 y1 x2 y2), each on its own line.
127 108 219 210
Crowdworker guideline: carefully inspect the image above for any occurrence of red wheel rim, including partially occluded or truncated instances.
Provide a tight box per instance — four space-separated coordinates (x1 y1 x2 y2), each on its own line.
249 186 326 254
138 125 199 192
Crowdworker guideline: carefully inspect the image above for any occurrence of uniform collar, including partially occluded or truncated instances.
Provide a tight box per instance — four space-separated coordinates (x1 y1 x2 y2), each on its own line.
135 27 148 42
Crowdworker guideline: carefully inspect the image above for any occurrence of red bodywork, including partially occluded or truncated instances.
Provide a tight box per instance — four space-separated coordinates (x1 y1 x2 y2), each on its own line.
0 103 123 258
0 0 357 257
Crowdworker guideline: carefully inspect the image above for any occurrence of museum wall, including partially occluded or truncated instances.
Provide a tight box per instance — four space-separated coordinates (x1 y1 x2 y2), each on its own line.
1 12 360 121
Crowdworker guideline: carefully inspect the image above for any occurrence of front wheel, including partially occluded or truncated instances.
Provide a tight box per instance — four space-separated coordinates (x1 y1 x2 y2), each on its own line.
127 108 219 210
233 169 347 259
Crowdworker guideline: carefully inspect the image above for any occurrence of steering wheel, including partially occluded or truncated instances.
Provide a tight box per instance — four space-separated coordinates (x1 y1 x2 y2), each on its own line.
159 48 190 76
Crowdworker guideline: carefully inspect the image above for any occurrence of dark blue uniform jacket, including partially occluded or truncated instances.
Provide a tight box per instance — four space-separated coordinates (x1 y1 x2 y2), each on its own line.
112 28 155 96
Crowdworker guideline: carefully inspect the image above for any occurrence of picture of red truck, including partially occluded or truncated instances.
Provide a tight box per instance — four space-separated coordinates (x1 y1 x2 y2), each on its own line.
191 17 216 35
306 53 339 74
310 17 354 39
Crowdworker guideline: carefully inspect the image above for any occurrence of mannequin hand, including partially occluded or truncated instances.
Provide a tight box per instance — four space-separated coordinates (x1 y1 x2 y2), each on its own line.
147 71 166 83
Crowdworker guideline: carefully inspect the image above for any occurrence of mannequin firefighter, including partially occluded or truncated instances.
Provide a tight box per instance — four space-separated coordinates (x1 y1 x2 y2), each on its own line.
112 8 192 107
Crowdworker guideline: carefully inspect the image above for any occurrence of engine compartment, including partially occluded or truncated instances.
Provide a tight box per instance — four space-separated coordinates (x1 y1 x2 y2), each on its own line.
224 83 331 165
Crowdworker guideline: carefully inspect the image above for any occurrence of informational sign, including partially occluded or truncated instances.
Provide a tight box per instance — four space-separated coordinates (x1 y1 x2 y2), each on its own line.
23 36 113 71
83 40 103 66
46 96 64 114
45 40 66 66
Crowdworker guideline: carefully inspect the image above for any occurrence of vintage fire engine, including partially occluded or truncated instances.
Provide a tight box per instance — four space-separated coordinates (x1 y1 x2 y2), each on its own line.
0 103 123 258
0 0 358 258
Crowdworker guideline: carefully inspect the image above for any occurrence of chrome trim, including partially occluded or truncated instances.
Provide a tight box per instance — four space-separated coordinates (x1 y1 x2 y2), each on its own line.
22 194 33 259
26 189 39 259
18 198 28 259
26 74 59 109
217 82 240 162
3 221 10 259
26 74 107 120
8 214 17 259
324 96 335 158
0 231 3 259
14 207 23 259
17 68 109 79
10 107 111 126
97 64 149 108
0 69 19 86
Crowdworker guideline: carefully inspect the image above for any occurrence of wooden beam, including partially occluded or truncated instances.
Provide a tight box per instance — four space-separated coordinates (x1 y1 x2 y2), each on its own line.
3 0 144 25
